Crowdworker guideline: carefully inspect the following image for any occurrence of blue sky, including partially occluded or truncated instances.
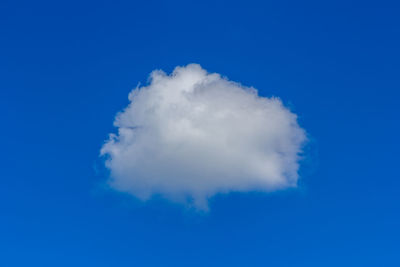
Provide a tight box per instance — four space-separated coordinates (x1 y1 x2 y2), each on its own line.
1 0 400 266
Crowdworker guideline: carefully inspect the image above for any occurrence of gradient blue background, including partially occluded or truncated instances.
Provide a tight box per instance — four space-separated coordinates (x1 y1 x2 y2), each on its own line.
1 0 399 266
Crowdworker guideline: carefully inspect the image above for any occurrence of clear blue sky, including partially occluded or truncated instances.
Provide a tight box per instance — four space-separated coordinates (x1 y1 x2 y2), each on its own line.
1 0 399 266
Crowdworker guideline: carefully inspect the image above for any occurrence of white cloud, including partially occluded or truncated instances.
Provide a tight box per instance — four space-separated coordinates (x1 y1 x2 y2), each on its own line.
101 64 306 209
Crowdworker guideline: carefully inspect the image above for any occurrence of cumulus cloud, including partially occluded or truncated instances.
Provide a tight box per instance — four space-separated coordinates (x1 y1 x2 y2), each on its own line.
101 64 306 209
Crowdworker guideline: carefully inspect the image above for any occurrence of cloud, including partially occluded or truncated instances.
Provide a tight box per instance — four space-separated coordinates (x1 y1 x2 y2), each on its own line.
101 64 306 209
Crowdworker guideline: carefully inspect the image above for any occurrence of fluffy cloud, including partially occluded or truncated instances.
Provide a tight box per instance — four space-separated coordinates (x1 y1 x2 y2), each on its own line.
101 64 306 209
